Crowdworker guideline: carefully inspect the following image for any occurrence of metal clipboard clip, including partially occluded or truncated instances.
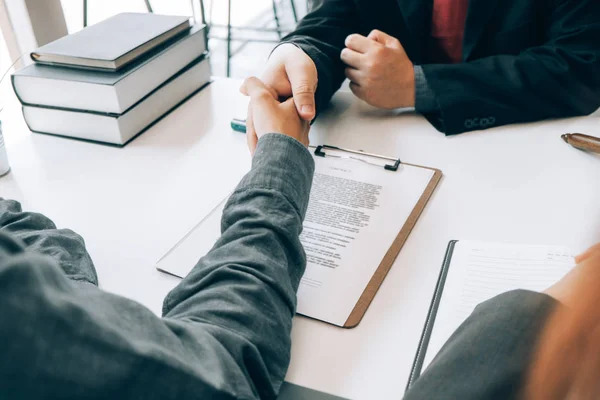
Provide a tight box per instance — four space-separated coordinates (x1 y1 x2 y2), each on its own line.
312 144 402 171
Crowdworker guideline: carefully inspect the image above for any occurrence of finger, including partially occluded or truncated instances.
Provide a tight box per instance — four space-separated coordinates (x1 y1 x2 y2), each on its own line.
241 77 278 105
263 84 279 100
340 48 365 69
345 34 374 54
575 243 600 264
285 58 318 121
344 67 364 85
280 98 310 146
368 29 402 49
240 81 279 100
246 103 258 155
349 81 365 101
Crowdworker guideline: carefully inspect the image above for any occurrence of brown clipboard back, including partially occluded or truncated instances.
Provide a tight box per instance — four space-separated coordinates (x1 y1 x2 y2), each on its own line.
343 165 443 328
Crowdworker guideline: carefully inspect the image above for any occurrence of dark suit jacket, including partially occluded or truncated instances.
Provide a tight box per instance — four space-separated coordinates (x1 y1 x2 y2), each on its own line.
283 0 600 135
404 290 558 399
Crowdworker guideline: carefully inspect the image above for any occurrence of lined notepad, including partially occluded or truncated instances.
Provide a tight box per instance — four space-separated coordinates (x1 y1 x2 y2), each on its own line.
420 241 575 371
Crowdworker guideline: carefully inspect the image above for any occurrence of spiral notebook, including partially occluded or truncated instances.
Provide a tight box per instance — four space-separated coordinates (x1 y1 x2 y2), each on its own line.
407 240 576 390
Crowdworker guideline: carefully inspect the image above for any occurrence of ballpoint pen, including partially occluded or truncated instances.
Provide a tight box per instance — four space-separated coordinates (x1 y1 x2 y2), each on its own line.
561 133 600 154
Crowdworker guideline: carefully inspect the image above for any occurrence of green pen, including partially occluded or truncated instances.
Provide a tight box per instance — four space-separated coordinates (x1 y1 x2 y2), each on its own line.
230 118 247 134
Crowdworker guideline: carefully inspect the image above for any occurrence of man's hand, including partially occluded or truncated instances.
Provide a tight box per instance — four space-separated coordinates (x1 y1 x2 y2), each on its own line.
524 243 600 399
261 43 318 121
341 30 415 109
240 77 310 154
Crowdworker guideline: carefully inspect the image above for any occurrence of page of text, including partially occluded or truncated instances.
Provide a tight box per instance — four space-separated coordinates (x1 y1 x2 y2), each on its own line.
296 156 434 326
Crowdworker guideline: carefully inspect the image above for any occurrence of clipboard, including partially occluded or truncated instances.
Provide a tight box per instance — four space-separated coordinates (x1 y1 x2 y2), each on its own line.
155 142 443 329
311 145 443 328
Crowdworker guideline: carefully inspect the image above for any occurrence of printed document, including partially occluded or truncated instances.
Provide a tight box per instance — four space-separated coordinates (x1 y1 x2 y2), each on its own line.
157 151 435 326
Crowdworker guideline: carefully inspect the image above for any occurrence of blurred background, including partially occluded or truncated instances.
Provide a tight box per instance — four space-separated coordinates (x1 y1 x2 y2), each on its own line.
0 0 317 110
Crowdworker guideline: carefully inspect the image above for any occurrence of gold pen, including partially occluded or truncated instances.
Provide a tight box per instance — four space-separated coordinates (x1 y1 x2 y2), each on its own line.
561 133 600 154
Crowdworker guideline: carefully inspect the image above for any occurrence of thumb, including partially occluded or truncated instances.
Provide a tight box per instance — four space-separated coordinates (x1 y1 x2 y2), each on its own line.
575 243 600 264
368 29 402 49
285 57 318 121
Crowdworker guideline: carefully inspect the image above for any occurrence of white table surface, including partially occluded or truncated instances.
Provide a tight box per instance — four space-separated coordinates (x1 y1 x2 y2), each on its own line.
1 78 599 400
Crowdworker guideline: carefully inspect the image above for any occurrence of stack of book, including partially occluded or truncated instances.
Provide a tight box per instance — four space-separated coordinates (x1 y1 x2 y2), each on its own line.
12 13 210 146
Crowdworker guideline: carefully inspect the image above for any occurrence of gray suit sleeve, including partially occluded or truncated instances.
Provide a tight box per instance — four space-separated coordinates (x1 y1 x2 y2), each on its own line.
0 198 98 284
404 290 559 400
0 133 314 400
162 133 315 396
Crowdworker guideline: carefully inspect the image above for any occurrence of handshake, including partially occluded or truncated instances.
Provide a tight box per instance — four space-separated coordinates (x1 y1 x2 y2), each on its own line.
239 43 316 154
241 31 416 153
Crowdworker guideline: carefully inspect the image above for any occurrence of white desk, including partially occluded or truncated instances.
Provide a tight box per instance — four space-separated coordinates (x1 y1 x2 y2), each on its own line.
1 78 599 400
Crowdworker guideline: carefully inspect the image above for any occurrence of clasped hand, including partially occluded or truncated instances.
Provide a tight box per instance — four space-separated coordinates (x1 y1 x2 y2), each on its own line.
342 30 415 109
257 29 415 127
240 77 310 154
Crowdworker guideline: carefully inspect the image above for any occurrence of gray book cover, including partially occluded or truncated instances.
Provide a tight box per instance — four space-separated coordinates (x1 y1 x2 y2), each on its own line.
15 24 206 86
31 13 190 70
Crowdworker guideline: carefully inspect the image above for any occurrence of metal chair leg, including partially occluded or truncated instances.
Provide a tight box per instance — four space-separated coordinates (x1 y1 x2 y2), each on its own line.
290 0 298 23
272 0 283 39
197 0 210 50
198 0 207 25
144 0 153 12
83 0 88 27
226 0 232 77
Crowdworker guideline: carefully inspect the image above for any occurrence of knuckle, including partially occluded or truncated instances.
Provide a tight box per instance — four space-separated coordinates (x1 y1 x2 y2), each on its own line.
255 90 272 101
294 81 315 95
373 46 385 57
245 76 259 85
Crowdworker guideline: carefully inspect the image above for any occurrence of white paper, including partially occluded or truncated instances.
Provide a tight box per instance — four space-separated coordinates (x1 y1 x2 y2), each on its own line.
422 240 575 370
296 156 434 325
157 152 435 326
155 198 226 278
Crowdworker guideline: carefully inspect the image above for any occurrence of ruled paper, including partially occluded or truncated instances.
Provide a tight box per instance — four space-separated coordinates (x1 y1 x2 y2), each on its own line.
422 240 575 370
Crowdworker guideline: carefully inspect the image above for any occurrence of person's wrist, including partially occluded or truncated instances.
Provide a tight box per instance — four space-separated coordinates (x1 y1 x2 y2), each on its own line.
242 133 315 218
257 127 308 148
269 43 300 62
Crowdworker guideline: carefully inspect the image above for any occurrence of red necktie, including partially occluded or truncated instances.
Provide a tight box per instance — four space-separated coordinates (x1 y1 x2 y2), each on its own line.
430 0 469 63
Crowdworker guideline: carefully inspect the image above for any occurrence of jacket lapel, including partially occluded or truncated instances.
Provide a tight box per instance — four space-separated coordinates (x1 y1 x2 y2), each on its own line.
462 0 499 60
